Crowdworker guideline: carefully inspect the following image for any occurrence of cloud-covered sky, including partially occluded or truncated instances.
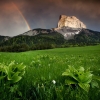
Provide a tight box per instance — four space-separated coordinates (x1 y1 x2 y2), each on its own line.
0 0 100 36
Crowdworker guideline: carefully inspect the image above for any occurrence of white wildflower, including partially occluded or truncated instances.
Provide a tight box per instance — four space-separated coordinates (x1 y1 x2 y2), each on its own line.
52 80 56 84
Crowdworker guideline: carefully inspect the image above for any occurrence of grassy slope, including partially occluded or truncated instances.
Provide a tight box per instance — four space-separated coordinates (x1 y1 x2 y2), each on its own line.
0 45 100 100
0 45 100 83
0 45 100 64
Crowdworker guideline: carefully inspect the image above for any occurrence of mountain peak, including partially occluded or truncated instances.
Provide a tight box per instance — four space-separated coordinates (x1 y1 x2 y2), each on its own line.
58 15 86 29
54 15 87 40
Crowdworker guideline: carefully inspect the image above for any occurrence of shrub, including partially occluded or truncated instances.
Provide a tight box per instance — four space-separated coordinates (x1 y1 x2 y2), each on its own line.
62 66 100 92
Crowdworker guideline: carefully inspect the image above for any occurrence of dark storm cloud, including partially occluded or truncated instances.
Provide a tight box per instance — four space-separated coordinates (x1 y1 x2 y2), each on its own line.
13 0 100 31
0 0 100 36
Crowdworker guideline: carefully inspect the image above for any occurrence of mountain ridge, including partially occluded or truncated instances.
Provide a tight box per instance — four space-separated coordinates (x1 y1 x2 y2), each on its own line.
57 15 86 29
0 15 100 52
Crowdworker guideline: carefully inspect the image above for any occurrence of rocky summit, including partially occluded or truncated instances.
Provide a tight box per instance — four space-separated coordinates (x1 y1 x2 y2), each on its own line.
54 15 87 39
20 15 87 40
57 15 86 29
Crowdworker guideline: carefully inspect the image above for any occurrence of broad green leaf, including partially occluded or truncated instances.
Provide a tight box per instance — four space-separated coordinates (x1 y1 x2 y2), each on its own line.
65 77 77 85
91 81 99 88
4 66 9 75
7 71 12 80
12 76 22 83
11 72 22 83
12 72 20 78
8 61 15 67
71 74 79 81
62 71 70 76
0 61 26 84
78 72 92 83
78 83 90 92
68 66 76 73
19 70 25 76
62 66 100 92
78 67 84 72
65 69 70 73
75 67 85 75
17 63 26 71
7 71 20 81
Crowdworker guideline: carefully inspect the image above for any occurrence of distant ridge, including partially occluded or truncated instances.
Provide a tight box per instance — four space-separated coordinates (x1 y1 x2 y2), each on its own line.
0 15 100 52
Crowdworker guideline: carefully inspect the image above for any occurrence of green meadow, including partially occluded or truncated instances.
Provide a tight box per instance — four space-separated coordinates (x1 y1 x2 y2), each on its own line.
0 45 100 100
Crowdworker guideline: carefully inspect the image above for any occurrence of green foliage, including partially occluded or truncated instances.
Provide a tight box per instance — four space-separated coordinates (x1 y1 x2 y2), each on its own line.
0 29 100 52
74 29 100 46
0 61 26 99
0 36 10 44
0 61 26 83
0 45 100 99
0 32 65 52
62 66 100 92
0 43 29 52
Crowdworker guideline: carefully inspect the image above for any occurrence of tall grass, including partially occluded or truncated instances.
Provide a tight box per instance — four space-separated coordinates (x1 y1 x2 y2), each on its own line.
0 45 100 100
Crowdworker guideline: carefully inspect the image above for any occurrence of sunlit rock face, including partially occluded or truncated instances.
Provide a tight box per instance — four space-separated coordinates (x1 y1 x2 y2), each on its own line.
54 15 86 40
58 15 86 29
55 26 81 40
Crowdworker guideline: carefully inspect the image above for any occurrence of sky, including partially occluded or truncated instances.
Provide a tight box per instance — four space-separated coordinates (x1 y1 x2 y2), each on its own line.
0 0 100 36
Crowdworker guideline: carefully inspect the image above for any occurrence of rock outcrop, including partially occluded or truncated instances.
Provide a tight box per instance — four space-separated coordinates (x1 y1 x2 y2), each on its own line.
54 15 86 40
20 15 87 40
57 15 86 29
55 26 81 40
20 28 54 36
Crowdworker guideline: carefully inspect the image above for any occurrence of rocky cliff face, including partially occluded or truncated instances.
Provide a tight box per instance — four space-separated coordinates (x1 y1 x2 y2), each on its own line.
55 26 81 40
18 15 87 40
57 15 86 29
21 28 54 36
54 15 86 40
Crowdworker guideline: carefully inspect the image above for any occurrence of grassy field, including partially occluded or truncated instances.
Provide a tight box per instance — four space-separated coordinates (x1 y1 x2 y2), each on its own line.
0 45 100 100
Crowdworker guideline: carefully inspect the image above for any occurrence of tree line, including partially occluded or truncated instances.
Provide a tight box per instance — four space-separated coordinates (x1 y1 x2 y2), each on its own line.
0 30 100 52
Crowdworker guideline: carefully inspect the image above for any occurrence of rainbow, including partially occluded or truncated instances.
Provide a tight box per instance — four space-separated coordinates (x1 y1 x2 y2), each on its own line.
12 2 31 30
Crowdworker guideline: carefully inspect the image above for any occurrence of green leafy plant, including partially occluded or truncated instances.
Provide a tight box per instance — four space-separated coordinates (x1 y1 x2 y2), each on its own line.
0 61 26 83
62 66 100 92
0 61 26 99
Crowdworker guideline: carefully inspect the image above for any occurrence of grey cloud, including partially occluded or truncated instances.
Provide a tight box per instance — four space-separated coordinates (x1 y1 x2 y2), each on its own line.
0 0 100 36
15 0 100 31
0 1 30 36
